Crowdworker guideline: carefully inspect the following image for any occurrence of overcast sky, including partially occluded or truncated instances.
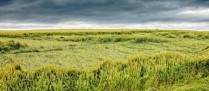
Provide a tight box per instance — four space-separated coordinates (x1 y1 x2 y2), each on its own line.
0 0 209 30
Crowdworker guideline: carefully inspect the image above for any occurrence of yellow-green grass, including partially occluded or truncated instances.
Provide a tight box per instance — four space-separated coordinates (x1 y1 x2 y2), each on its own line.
0 29 209 90
1 51 209 91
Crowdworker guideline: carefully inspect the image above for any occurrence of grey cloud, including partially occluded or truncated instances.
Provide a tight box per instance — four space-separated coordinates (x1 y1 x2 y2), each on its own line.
0 0 13 6
0 0 209 24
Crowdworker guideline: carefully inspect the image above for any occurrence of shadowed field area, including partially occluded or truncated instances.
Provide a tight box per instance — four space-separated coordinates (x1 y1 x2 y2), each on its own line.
0 29 209 90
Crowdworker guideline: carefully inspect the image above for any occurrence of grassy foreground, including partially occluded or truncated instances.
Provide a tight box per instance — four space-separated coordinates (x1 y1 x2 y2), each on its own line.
0 29 209 90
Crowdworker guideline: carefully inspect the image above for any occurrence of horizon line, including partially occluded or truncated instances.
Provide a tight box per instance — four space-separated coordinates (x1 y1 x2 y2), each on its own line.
0 28 208 32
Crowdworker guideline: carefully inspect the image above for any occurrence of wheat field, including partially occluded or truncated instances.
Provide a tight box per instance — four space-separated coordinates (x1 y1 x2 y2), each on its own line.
0 29 209 91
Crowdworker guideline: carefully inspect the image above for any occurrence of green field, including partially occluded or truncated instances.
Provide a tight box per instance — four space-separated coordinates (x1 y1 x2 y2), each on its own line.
1 29 209 91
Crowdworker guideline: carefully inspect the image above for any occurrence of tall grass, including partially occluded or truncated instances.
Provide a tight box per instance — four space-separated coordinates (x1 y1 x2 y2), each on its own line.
55 36 168 43
156 31 209 40
0 40 24 52
97 37 132 43
0 52 209 91
1 30 209 90
132 36 168 43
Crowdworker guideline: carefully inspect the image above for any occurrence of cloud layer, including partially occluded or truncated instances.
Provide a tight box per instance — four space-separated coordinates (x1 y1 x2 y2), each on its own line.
0 0 209 30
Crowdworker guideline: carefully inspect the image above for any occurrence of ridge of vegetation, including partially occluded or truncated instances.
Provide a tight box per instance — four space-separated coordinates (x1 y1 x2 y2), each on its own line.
1 52 209 91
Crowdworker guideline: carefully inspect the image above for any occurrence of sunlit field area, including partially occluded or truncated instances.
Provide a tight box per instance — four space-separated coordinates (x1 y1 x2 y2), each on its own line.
1 29 209 91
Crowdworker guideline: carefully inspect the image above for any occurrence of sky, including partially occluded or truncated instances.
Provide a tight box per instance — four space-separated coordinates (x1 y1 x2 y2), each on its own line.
0 0 209 30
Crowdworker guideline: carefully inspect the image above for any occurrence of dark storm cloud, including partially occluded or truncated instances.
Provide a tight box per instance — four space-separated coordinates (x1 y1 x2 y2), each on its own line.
0 0 209 24
0 0 13 5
